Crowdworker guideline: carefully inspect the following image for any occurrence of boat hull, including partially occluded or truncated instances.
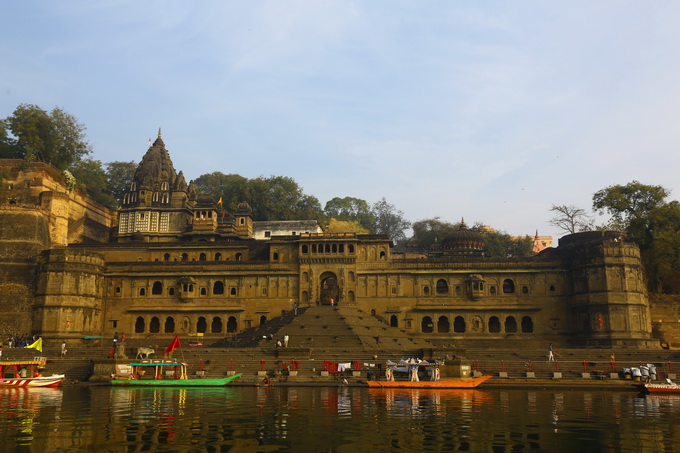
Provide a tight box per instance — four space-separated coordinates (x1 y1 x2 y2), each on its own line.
366 375 492 389
637 383 680 394
111 373 242 387
0 375 65 388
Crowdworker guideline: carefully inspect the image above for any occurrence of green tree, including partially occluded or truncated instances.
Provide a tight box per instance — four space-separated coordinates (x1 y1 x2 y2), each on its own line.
1 104 92 169
592 181 680 293
194 172 251 214
105 161 137 203
411 217 459 250
323 197 375 231
482 229 534 258
324 218 370 234
69 158 118 208
370 197 411 243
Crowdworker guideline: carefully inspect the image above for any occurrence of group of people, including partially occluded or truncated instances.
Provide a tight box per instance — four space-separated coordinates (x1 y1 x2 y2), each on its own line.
5 334 37 348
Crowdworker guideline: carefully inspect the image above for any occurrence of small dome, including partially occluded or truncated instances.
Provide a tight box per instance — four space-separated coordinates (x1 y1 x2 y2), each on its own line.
441 221 486 257
237 201 253 215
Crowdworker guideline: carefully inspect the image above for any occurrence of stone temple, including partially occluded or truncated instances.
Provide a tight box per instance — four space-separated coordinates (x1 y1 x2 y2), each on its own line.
0 132 661 349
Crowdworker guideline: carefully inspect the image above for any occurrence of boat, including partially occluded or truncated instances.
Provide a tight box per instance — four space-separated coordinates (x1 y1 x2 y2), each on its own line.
110 358 242 387
0 358 65 388
366 359 492 389
367 375 492 389
636 378 680 394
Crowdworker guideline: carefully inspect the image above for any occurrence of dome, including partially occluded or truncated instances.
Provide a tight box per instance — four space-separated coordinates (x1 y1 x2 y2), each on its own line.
236 201 253 215
441 220 486 257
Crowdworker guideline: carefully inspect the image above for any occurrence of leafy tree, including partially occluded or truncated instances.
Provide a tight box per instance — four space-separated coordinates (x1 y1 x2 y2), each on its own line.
194 172 251 214
69 158 118 208
370 197 411 243
482 230 534 258
324 218 370 234
0 104 91 169
105 161 137 202
249 176 322 221
411 217 459 250
548 204 594 234
592 181 680 293
323 197 375 231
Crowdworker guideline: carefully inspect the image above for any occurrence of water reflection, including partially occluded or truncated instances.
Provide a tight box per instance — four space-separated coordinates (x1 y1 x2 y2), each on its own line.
0 387 678 452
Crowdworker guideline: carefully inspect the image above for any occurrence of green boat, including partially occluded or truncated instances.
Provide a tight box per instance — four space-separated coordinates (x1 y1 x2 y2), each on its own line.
110 358 242 387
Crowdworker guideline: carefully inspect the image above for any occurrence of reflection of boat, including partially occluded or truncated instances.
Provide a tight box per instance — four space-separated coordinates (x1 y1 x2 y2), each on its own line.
367 375 492 389
111 358 241 387
636 379 680 394
0 359 64 388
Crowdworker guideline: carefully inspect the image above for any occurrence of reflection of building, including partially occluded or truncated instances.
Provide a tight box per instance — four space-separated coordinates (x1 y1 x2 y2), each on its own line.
0 133 656 348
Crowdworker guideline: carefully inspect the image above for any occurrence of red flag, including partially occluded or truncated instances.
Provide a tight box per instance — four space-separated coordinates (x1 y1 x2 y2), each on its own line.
164 335 181 356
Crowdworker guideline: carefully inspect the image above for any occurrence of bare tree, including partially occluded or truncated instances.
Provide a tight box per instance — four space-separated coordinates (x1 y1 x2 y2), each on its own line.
549 204 594 234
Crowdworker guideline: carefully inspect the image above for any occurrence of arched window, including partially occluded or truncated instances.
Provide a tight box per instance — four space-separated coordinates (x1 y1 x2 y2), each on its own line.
272 252 279 261
379 250 386 260
165 317 175 333
152 281 163 295
135 316 145 333
259 315 267 326
521 316 534 333
489 316 501 333
181 253 188 262
215 253 222 261
503 279 515 294
199 253 207 261
139 288 146 296
390 315 398 327
490 286 496 294
455 286 462 295
436 279 448 295
302 245 308 254
421 316 434 333
211 317 222 333
437 316 450 333
150 316 160 333
200 288 207 296
235 253 242 261
325 244 331 253
301 291 309 302
213 281 224 295
347 290 355 302
164 253 170 261
454 316 466 333
162 193 169 204
521 285 529 294
227 316 238 333
230 287 237 296
153 192 159 202
348 245 355 254
312 244 317 253
332 244 337 253
423 286 430 296
197 317 207 333
370 309 376 316
505 316 518 333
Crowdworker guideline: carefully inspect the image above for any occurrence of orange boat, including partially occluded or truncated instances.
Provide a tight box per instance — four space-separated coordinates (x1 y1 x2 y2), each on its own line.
367 375 492 389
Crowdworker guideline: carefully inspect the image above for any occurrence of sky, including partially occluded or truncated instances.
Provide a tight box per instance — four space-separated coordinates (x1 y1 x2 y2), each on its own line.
3 1 680 241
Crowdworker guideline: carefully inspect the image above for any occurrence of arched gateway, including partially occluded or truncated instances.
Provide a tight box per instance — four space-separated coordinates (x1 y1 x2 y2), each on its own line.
319 271 340 305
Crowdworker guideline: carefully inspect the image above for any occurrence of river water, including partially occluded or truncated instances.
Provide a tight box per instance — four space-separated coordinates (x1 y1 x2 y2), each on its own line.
0 385 677 452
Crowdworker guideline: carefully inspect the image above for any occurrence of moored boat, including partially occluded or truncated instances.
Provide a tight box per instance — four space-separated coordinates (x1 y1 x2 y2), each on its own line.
110 358 241 387
367 375 492 389
0 358 64 388
636 379 680 394
366 359 492 389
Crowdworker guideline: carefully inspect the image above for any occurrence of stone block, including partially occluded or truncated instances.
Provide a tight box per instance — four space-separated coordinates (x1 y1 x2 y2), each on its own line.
320 371 329 377
257 371 267 377
552 372 562 379
352 371 361 377
498 371 508 378
526 372 535 378
472 371 483 378
581 372 591 379
609 373 619 379
669 374 677 380
227 371 237 376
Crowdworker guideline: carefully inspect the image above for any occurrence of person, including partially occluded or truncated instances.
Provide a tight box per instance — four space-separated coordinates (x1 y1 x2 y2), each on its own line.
342 378 349 386
283 334 289 348
0 345 2 359
375 336 381 346
548 343 554 362
330 298 334 307
61 341 67 357
113 332 119 348
276 340 282 348
293 302 298 316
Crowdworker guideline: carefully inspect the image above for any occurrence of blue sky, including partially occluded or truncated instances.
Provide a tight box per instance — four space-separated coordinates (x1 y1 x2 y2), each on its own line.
3 1 680 241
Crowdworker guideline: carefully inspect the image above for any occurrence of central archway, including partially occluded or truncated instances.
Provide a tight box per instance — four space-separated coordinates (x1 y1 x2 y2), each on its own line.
319 271 340 305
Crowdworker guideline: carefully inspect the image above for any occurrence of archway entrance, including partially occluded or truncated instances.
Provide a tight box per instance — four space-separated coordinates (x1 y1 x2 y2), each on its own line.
319 272 340 305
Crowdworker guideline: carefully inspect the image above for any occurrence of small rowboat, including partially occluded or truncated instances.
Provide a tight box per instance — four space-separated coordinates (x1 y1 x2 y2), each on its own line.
0 359 64 388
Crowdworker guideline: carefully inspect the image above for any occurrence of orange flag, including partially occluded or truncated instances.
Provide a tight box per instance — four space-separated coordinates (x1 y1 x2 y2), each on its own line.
164 335 181 356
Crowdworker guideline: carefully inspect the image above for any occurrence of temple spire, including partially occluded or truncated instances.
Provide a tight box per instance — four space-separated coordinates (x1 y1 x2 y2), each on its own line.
158 128 162 138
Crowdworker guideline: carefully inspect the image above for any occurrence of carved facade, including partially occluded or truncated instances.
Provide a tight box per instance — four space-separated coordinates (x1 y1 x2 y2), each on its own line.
0 135 656 347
